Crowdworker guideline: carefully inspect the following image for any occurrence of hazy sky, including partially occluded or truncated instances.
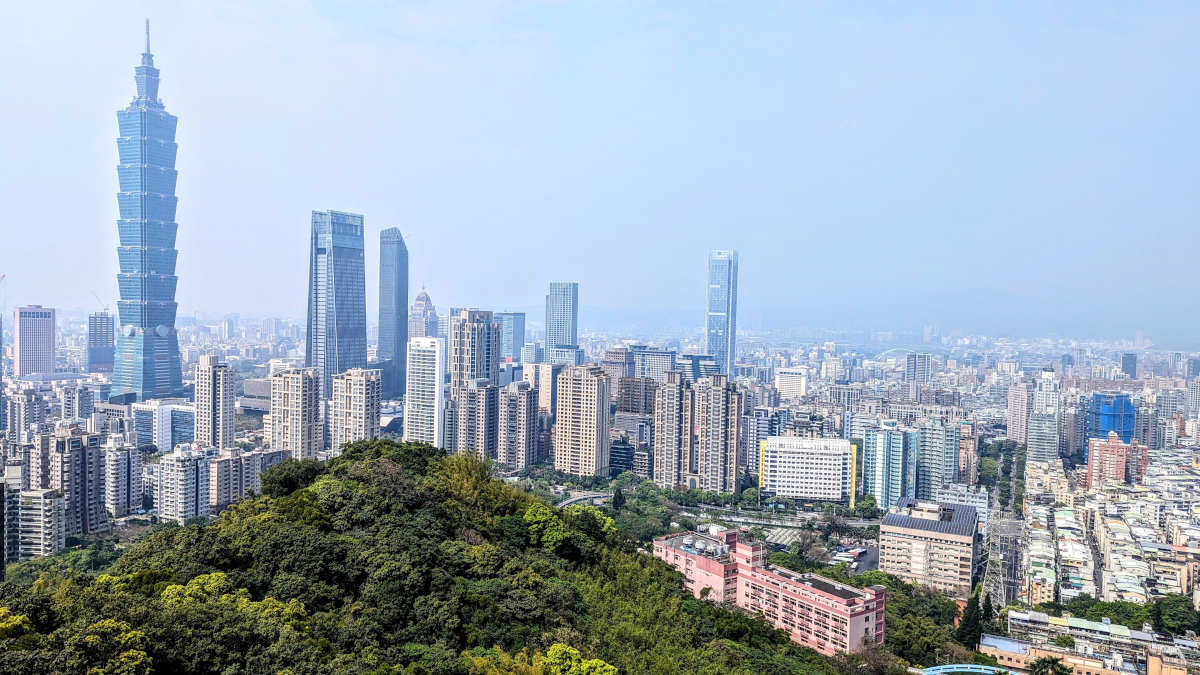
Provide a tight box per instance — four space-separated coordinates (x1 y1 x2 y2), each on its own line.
3 2 1198 341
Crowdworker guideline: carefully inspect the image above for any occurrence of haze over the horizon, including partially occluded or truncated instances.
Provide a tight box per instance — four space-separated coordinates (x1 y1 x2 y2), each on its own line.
3 2 1198 342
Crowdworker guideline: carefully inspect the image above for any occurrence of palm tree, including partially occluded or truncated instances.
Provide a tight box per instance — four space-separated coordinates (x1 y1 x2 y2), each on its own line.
1030 656 1071 675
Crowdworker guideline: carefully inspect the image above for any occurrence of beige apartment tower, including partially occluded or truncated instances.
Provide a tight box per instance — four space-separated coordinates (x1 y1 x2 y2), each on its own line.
553 366 610 477
329 368 382 454
449 309 501 389
267 368 322 460
497 380 538 469
195 355 236 449
694 374 743 494
653 371 693 489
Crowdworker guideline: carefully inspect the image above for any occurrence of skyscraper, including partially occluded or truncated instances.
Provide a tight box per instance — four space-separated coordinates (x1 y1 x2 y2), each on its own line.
13 306 55 377
378 228 408 398
447 379 498 459
408 289 438 339
156 447 209 524
705 250 738 374
34 427 109 536
449 310 501 390
1027 369 1061 462
545 282 579 363
1120 352 1138 379
553 366 609 477
112 24 184 401
653 371 693 489
194 355 235 449
1006 382 1032 445
497 381 537 469
904 353 932 383
306 210 367 397
329 368 382 454
87 312 115 373
495 312 526 363
266 369 321 460
693 374 743 494
403 337 445 447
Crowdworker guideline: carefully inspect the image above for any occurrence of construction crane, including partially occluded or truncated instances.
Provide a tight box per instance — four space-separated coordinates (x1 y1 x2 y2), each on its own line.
91 291 110 314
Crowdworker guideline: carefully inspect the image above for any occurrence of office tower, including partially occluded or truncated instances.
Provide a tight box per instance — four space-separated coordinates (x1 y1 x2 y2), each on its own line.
904 353 932 383
497 381 537 469
1120 352 1138 379
408 288 438 339
6 391 47 445
448 379 498 458
609 439 636 475
1086 392 1135 443
13 306 55 377
156 447 209 524
329 368 382 454
1189 358 1200 380
111 26 184 401
403 338 445 447
629 345 677 382
266 369 321 460
87 312 115 373
552 366 609 477
547 346 585 366
880 499 979 599
652 371 693 489
741 407 789 476
758 438 856 505
616 377 658 414
495 312 526 363
520 343 544 364
545 282 580 364
705 250 738 374
862 419 913 510
601 348 634 396
613 411 653 449
449 310 501 389
1085 432 1149 489
678 353 721 385
15 489 65 560
131 399 194 450
195 355 235 449
774 367 808 401
1006 382 1032 445
306 210 367 397
103 439 142 518
378 228 408 398
693 374 743 494
34 427 109 536
62 385 95 421
208 447 287 512
914 418 959 499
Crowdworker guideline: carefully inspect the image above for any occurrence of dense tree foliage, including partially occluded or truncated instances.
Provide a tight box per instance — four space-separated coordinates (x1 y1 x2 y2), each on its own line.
0 440 851 673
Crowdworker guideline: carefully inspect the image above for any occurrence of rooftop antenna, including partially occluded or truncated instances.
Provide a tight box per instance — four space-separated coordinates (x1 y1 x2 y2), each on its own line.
145 19 150 53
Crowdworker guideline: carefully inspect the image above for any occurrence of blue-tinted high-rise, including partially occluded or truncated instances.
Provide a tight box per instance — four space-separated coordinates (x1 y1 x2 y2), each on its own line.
545 282 579 351
111 22 183 401
378 228 408 398
307 210 367 397
705 250 738 374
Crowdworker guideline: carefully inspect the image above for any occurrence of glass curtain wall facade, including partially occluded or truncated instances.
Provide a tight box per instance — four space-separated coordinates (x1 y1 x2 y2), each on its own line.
378 228 408 398
307 210 367 398
545 282 579 352
705 250 738 374
112 24 183 401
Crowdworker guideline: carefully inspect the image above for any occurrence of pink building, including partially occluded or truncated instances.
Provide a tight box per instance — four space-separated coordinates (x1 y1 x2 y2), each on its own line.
652 529 886 656
1086 431 1149 489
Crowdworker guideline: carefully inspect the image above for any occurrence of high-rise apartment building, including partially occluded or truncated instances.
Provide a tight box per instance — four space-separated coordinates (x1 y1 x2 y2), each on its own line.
616 377 657 415
653 371 693 489
87 311 115 373
880 499 979 599
266 369 321 460
378 228 409 398
13 306 55 377
5 390 47 444
131 399 194 451
14 489 65 560
495 312 526 363
408 289 438 339
1006 382 1033 445
156 447 209 524
448 379 497 459
403 337 445 447
545 282 580 362
111 26 184 401
861 418 913 511
449 310 501 389
194 355 235 449
553 366 609 477
758 437 855 504
522 363 564 418
601 348 634 399
904 353 932 383
34 427 109 536
1085 432 1149 489
914 418 959 500
329 368 382 454
497 381 537 469
62 385 94 421
103 439 142 518
306 210 367 397
774 367 808 401
705 250 738 374
742 407 789 476
678 353 722 385
520 342 544 364
694 374 743 494
630 345 677 383
208 448 287 512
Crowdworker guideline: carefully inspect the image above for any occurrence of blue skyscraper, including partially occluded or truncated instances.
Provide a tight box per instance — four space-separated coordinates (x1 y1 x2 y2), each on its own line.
495 312 526 362
111 22 184 401
378 228 408 398
307 210 367 397
861 420 915 510
705 250 738 374
545 282 581 364
1086 392 1135 444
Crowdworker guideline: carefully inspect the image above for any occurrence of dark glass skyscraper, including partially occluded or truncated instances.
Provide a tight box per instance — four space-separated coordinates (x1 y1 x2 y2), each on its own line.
112 22 183 401
378 228 408 398
307 210 367 398
705 250 738 374
87 312 115 373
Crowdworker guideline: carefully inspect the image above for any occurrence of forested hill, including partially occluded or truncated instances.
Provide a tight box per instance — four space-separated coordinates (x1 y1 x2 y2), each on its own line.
0 440 847 674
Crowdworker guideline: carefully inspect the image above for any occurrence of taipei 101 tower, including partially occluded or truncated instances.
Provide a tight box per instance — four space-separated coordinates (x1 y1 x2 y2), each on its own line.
111 21 183 401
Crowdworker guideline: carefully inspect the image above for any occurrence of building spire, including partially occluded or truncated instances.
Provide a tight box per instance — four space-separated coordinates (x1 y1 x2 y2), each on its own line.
145 19 151 54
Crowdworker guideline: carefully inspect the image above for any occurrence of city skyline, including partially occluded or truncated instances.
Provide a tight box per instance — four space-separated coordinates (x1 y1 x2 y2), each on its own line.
3 5 1199 343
